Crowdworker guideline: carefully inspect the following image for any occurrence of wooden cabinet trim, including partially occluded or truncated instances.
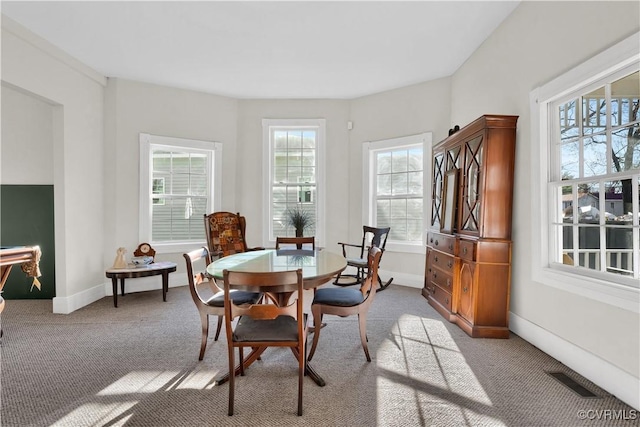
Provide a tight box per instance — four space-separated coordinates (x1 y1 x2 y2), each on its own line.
434 115 518 152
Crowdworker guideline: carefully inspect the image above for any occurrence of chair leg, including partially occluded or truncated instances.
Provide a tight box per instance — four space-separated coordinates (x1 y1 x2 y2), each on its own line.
358 312 371 362
239 347 245 376
332 270 343 285
376 274 393 292
333 269 361 286
199 313 209 361
214 315 223 341
307 307 322 361
298 341 304 416
227 343 235 416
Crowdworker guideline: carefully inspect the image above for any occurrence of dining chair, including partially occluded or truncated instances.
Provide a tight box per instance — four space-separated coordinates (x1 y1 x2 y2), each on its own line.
204 211 263 259
308 246 382 362
275 236 315 250
334 226 393 290
183 247 262 361
223 268 307 416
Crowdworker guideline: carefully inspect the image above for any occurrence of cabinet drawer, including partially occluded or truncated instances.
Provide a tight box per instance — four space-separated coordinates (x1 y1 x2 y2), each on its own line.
427 283 452 312
428 250 455 274
427 232 456 255
429 269 454 292
459 239 476 261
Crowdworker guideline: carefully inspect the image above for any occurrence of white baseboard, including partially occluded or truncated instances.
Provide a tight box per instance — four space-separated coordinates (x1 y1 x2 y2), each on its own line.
52 274 185 314
52 284 104 314
334 266 423 289
53 269 418 313
510 312 639 410
379 269 423 288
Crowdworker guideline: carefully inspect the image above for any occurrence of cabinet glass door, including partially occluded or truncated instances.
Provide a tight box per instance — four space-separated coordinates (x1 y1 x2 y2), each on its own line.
446 146 461 170
461 135 483 232
431 152 444 228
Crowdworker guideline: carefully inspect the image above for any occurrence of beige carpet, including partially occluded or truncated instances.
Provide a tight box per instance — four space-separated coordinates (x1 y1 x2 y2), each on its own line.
0 284 637 427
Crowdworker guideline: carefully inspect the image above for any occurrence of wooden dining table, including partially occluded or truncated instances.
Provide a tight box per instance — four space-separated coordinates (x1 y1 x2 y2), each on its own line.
206 248 347 387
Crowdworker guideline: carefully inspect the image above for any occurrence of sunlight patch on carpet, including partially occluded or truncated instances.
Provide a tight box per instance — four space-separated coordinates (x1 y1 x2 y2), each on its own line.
97 371 181 395
376 314 501 425
50 402 136 427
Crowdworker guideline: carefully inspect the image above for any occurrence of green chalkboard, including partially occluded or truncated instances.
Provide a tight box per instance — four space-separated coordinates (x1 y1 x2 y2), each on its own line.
1 185 55 299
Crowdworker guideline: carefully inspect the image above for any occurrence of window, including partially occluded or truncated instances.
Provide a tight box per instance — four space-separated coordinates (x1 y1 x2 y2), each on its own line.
152 178 165 205
139 133 222 253
531 32 639 309
553 71 639 281
363 133 431 253
262 119 325 247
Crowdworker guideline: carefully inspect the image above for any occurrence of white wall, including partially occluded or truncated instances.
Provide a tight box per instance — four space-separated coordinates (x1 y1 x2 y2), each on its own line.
236 99 351 251
450 1 639 407
103 78 239 273
1 84 53 184
348 79 452 285
1 16 106 312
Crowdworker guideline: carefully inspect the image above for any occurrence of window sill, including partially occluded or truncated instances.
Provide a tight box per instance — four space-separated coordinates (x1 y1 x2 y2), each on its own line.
152 241 206 255
535 265 640 313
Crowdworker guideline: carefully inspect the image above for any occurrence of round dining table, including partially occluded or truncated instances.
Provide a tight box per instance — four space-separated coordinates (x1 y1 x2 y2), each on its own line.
206 248 347 387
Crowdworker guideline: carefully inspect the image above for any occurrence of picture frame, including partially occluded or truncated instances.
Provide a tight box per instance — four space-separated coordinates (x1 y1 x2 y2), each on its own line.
440 168 459 234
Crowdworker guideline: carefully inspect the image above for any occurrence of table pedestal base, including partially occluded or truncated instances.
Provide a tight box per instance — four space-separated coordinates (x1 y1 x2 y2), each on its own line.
214 346 326 387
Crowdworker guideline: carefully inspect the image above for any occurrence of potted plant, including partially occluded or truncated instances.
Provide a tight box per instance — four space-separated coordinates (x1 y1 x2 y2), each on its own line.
286 206 314 237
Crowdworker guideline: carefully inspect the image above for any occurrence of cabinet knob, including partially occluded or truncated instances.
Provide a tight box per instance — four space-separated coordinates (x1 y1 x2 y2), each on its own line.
447 261 453 268
433 272 438 279
445 297 449 304
434 240 439 246
463 286 468 293
434 255 438 262
463 247 468 254
449 243 454 250
429 237 433 243
446 278 451 287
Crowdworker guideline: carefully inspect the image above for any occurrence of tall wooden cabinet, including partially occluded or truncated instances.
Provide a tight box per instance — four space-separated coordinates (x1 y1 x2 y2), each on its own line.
422 115 518 338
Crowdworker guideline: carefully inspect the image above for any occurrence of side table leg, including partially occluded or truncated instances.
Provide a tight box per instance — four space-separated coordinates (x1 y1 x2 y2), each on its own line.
162 272 168 302
120 278 126 296
111 277 118 307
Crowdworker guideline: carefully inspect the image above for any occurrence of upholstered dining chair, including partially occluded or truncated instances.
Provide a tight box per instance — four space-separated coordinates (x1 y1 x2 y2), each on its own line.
204 211 263 259
334 226 393 291
183 247 262 361
223 268 308 416
308 246 382 362
275 236 315 250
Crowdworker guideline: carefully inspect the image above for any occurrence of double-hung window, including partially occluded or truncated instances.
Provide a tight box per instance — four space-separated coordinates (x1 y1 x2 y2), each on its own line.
139 133 222 253
262 119 325 247
532 32 639 308
553 71 639 280
363 133 431 253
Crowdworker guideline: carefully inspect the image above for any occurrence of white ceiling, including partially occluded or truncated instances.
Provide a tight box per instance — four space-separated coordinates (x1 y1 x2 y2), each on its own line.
1 1 520 99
